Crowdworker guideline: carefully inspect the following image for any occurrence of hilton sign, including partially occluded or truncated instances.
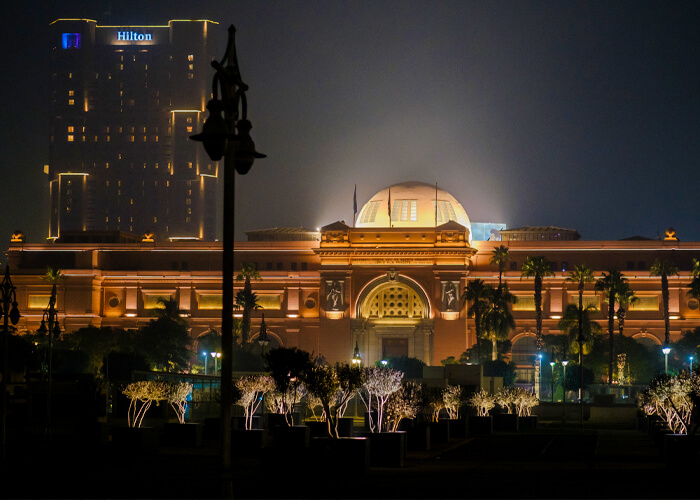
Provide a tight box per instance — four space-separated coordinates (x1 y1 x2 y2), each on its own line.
117 31 153 41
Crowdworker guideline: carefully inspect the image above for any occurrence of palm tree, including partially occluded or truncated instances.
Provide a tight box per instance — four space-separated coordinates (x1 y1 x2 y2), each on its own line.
595 270 627 384
558 303 601 356
520 256 553 351
615 283 638 337
236 263 261 343
521 256 553 398
686 258 700 304
480 283 517 361
462 279 490 363
490 245 511 289
565 264 594 403
650 259 679 347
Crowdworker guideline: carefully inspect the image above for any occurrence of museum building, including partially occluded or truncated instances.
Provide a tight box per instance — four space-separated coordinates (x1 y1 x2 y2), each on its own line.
7 182 700 383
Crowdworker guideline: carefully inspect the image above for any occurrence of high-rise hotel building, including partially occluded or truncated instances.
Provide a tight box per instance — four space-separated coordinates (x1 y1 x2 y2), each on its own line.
48 19 220 240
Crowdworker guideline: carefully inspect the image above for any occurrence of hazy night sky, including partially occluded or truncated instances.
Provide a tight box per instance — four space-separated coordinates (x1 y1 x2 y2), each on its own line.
2 1 699 254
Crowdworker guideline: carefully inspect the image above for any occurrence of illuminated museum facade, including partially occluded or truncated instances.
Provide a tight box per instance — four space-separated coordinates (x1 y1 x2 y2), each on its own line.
7 182 700 382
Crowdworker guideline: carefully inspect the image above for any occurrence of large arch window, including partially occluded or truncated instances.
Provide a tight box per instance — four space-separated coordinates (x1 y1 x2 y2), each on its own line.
363 283 424 319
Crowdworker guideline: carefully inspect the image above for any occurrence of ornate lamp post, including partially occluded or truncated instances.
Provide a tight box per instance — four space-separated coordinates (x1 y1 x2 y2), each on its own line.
1 266 20 463
36 281 61 434
190 25 265 497
351 342 361 366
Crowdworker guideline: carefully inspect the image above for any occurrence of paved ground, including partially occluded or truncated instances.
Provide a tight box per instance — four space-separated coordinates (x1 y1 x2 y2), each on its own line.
4 421 696 499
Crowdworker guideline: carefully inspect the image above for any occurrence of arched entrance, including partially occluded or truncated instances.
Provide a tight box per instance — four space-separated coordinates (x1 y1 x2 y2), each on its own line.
351 274 433 365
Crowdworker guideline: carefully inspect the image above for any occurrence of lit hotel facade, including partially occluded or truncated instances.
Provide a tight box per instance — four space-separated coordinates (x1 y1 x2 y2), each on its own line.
8 182 700 385
48 19 220 240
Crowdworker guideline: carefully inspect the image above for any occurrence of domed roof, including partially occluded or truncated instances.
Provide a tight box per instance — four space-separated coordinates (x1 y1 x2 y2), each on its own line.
356 181 471 232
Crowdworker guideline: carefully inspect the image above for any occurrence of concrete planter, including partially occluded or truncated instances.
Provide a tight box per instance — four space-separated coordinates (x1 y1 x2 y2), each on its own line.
358 431 407 467
429 420 451 444
467 416 493 436
406 422 431 451
233 416 261 430
112 426 158 454
518 416 538 432
272 424 310 449
310 437 370 477
337 417 355 437
448 418 468 439
232 428 264 454
665 434 700 469
161 422 202 448
493 413 518 432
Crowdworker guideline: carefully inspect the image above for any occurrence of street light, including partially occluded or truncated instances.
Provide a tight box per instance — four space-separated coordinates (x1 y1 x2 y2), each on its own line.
1 266 20 463
190 25 265 497
662 345 671 375
36 281 61 434
690 356 694 372
202 351 208 376
562 356 569 423
381 359 388 367
211 351 222 375
549 354 555 403
352 342 361 366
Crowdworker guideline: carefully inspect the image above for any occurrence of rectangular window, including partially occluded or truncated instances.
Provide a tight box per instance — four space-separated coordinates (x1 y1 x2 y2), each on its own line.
68 99 74 106
143 294 173 309
629 296 659 311
257 294 281 310
513 296 536 311
392 200 418 221
28 295 51 309
198 294 222 310
61 33 81 49
301 262 308 271
67 135 74 142
291 262 298 271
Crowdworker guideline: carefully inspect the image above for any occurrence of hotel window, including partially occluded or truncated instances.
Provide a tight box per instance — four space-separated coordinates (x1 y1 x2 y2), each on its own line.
67 135 74 142
301 262 308 271
187 117 192 123
391 200 418 222
68 90 74 96
187 73 194 79
68 99 74 105
67 126 74 132
188 64 194 70
188 162 193 169
186 127 193 133
188 55 194 61
291 262 298 271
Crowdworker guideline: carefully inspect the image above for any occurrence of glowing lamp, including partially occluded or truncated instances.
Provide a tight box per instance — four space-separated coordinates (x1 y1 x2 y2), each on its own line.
662 347 671 355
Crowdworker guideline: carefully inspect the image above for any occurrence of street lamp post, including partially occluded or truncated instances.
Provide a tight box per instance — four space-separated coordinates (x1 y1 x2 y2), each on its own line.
562 356 568 424
36 281 61 435
190 24 265 498
690 356 694 372
662 345 671 375
549 357 555 403
0 266 21 464
202 352 208 376
211 351 222 375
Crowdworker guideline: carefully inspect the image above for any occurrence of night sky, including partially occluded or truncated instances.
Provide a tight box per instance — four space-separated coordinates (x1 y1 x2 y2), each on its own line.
2 1 699 252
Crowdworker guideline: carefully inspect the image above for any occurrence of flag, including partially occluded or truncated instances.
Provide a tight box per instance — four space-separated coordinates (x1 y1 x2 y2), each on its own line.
353 184 357 216
353 184 357 228
387 187 391 222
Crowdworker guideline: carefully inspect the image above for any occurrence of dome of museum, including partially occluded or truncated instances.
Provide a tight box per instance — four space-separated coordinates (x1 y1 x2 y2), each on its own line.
356 181 471 232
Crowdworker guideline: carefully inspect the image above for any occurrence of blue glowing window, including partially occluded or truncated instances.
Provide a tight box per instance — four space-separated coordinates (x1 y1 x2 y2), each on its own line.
62 33 81 49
